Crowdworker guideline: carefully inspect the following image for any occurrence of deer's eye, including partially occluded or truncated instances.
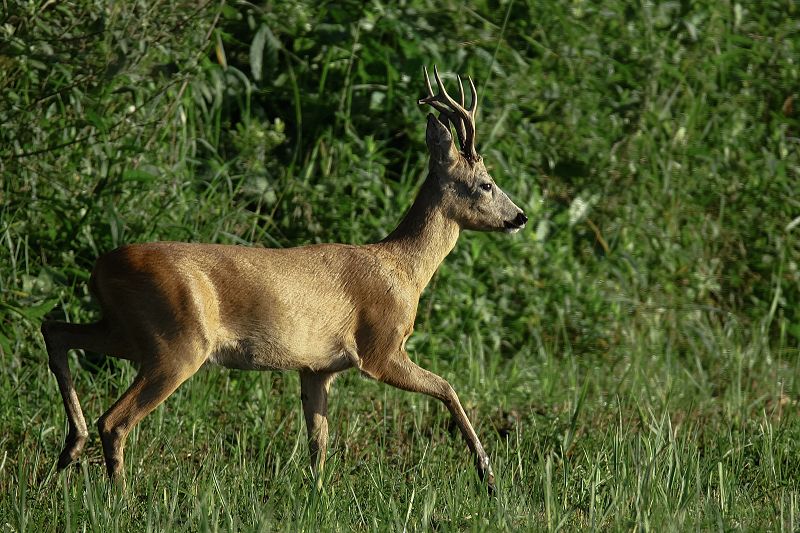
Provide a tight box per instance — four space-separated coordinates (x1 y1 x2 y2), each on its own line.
479 183 492 192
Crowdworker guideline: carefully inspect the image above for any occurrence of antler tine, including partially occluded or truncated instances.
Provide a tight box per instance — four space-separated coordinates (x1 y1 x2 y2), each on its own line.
458 74 480 160
463 75 478 160
467 75 478 119
432 65 459 111
421 65 435 101
419 66 458 116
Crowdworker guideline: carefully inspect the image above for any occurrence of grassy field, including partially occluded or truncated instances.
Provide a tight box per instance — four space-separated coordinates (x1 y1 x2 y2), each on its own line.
1 0 799 530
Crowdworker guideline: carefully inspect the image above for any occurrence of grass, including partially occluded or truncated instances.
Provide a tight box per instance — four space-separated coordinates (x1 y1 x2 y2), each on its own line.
2 315 798 530
1 0 799 530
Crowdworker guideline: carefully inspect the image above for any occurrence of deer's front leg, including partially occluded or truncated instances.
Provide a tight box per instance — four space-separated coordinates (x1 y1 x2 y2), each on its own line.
300 371 334 487
377 355 495 492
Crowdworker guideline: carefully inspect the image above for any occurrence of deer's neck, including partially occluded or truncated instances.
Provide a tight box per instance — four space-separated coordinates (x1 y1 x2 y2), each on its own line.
379 177 461 293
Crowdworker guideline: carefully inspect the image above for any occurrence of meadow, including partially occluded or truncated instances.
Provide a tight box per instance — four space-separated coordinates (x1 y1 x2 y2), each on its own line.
1 1 799 530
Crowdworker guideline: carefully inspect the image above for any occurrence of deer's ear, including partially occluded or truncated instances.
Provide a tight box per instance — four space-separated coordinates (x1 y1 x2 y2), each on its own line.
425 113 458 166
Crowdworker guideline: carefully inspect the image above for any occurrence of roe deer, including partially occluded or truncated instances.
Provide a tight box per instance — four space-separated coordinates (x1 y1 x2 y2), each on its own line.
41 66 527 491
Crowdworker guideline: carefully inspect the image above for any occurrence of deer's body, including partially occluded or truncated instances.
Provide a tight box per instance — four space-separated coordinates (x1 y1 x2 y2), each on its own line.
91 184 457 377
94 241 374 374
42 67 526 492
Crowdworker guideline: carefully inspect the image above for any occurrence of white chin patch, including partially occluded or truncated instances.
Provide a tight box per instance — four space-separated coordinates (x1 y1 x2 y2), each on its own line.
504 226 523 234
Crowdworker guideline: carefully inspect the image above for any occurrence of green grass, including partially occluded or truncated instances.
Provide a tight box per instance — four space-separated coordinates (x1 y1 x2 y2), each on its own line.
2 314 799 530
1 0 799 530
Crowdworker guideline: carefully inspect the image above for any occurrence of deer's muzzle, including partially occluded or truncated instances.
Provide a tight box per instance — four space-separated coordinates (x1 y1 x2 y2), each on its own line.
504 212 528 233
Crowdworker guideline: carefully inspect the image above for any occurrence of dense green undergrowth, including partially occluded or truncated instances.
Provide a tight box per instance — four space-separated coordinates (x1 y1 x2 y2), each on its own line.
1 0 799 530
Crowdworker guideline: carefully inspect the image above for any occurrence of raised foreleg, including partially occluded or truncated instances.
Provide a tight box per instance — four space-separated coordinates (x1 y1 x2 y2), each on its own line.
374 354 495 492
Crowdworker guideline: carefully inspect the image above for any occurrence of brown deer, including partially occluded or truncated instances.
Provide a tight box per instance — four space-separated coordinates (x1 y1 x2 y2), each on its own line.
41 66 527 491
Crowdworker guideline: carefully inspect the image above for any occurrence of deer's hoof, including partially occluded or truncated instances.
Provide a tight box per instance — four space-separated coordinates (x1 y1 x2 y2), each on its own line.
57 434 87 470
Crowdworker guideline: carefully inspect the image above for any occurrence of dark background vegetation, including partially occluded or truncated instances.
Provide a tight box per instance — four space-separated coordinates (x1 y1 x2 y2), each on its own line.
1 0 799 530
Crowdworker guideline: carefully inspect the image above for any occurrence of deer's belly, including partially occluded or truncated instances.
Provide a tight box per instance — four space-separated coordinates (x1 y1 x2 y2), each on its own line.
207 333 354 373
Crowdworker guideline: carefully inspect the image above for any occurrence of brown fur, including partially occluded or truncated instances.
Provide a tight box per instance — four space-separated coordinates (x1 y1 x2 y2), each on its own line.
41 71 527 491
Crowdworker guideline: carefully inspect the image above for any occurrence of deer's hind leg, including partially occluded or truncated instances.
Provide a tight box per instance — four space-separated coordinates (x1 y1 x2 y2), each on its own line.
97 345 206 483
41 320 131 469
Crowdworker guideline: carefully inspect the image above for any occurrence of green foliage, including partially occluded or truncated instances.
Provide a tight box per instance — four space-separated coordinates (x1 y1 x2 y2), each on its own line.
1 0 799 530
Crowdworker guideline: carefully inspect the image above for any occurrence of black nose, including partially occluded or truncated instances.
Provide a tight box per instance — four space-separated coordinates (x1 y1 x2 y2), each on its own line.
504 212 528 230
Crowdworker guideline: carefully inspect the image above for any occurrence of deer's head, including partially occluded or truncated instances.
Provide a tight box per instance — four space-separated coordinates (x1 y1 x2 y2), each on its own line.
419 66 527 234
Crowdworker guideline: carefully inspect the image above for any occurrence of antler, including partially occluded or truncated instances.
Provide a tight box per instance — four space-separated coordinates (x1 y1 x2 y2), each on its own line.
418 65 479 162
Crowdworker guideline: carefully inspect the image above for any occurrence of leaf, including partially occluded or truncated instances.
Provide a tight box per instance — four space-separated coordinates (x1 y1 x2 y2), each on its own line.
0 329 12 357
26 298 59 320
250 23 280 81
250 24 268 81
0 298 58 321
221 4 238 19
86 109 108 130
214 31 227 69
